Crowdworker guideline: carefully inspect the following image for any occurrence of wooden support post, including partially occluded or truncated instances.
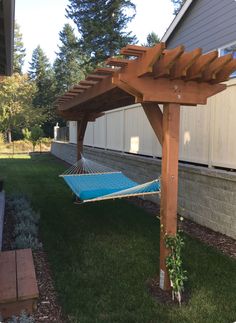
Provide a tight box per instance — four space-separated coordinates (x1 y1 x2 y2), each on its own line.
77 116 88 160
159 103 180 290
141 102 163 145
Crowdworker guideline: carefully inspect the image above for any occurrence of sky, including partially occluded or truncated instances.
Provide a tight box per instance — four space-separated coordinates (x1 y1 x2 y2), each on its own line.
15 0 175 70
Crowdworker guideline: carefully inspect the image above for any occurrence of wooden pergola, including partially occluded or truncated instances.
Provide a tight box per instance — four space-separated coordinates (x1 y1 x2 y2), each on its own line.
55 43 236 290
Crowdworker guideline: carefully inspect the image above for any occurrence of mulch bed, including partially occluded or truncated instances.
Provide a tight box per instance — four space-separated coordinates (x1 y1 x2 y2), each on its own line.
32 251 66 322
2 201 66 322
129 197 236 259
147 277 190 306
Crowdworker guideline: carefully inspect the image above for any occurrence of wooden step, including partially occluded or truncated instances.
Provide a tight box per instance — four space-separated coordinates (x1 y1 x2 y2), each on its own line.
0 249 39 319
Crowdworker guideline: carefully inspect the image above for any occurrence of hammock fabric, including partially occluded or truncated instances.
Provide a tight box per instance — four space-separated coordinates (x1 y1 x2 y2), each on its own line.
60 157 160 203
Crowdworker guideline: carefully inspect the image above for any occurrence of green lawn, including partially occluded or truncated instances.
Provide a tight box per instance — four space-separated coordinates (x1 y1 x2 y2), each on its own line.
1 154 236 323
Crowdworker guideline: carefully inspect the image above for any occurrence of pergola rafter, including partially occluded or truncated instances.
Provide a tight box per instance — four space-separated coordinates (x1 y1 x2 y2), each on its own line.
55 43 236 291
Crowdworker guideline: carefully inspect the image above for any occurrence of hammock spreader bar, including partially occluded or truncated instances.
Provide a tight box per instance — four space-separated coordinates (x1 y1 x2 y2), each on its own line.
60 157 161 203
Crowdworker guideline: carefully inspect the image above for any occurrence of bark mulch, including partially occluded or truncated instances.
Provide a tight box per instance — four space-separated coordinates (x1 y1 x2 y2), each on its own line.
129 197 236 259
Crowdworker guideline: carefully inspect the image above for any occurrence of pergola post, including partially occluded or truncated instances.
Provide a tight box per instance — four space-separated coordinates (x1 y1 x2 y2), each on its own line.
159 103 180 290
77 116 88 161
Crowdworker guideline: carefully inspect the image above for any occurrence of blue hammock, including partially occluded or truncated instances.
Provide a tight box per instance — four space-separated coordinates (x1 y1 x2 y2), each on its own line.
60 158 161 203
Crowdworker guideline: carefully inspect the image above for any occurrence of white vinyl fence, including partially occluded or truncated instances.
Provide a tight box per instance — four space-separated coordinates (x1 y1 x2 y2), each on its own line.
69 78 236 169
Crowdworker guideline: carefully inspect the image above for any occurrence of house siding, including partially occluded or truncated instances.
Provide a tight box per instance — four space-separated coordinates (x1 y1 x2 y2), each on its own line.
167 0 236 52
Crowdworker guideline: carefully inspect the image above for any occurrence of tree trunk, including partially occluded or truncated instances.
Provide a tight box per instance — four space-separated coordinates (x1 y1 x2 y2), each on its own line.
7 129 12 143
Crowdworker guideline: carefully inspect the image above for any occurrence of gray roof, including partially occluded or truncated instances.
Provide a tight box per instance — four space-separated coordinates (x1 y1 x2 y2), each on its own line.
161 0 193 42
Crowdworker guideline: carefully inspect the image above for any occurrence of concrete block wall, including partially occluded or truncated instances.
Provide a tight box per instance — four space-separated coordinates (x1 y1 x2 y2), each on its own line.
51 142 236 240
51 141 77 165
0 191 5 250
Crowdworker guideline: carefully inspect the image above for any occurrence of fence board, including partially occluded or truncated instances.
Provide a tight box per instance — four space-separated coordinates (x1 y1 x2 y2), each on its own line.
75 79 236 169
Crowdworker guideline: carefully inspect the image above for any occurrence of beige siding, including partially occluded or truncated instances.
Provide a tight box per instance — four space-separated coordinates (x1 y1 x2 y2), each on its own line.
94 115 106 148
106 110 124 151
69 121 77 144
84 122 94 146
124 107 156 155
179 105 210 164
81 79 236 169
211 80 236 168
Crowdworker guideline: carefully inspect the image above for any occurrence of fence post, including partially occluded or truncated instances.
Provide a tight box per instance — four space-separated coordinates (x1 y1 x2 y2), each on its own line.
54 123 59 141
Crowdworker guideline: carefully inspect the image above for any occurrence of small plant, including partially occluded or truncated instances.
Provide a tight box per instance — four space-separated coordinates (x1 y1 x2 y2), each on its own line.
14 221 38 237
7 311 35 323
14 209 40 225
13 233 42 250
22 128 31 141
164 231 187 305
30 126 44 152
7 195 42 250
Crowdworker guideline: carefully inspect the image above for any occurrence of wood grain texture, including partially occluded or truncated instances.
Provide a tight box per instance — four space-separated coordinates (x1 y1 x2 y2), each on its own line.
159 104 180 290
16 249 39 301
0 250 17 303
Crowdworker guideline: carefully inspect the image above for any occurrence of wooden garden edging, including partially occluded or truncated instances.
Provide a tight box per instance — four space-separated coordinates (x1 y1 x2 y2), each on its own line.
0 249 39 319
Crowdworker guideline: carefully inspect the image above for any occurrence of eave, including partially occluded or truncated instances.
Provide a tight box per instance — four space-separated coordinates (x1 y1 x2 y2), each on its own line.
0 0 15 76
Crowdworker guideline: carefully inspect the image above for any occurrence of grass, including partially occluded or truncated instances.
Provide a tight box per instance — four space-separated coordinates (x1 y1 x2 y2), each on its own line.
0 139 51 154
0 154 236 323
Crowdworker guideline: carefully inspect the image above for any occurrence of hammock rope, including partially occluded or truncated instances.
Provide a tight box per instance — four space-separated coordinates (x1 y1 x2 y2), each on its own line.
61 156 116 175
60 155 161 203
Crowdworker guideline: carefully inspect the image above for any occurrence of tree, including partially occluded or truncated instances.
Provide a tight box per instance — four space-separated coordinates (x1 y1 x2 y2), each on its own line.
171 0 186 15
0 74 43 142
54 24 86 95
143 32 160 47
13 22 26 74
66 0 137 66
30 125 44 151
28 46 56 136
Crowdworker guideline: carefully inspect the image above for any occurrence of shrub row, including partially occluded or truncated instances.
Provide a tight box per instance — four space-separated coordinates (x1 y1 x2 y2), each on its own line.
7 195 42 250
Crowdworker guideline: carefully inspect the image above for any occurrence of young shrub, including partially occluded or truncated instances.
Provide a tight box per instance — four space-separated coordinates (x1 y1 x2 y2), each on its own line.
13 233 42 250
8 196 31 213
165 231 187 305
30 125 44 152
7 194 42 250
14 221 38 238
7 311 35 323
14 209 40 225
22 128 31 141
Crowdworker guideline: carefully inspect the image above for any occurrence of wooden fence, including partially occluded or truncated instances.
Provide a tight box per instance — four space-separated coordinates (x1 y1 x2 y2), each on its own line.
68 78 236 169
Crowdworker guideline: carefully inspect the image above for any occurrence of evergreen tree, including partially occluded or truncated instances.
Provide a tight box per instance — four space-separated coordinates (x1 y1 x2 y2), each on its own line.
143 32 160 47
66 0 137 66
13 22 26 74
54 24 86 95
171 0 186 15
28 46 56 136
